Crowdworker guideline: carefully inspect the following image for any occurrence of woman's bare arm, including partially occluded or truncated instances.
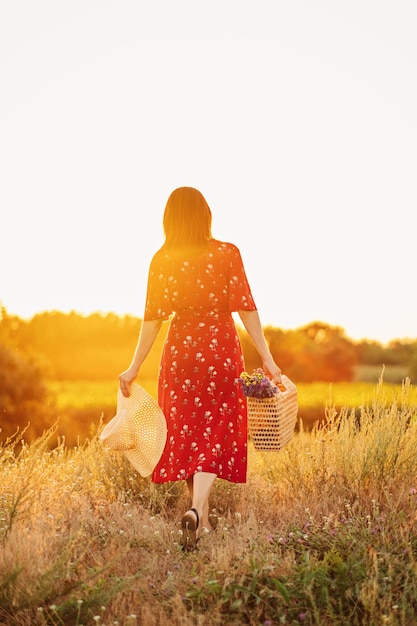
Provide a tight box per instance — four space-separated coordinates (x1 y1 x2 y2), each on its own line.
119 319 163 396
237 310 282 383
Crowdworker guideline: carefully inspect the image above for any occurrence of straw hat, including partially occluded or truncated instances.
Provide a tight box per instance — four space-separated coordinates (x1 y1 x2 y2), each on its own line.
99 383 167 477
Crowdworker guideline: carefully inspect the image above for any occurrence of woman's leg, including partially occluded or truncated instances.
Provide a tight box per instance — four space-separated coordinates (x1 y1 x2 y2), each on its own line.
186 475 194 500
185 472 217 531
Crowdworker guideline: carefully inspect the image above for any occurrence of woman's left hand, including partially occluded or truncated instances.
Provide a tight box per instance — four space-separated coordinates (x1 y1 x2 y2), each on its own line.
118 367 138 397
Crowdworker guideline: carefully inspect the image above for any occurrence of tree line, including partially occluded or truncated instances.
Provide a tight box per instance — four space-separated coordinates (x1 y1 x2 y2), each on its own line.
1 307 416 442
1 308 416 380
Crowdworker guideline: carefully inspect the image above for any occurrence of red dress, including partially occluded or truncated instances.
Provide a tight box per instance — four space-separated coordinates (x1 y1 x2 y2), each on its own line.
144 239 257 484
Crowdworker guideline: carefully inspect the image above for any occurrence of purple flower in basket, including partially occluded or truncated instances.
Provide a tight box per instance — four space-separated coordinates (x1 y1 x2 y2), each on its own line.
238 368 282 398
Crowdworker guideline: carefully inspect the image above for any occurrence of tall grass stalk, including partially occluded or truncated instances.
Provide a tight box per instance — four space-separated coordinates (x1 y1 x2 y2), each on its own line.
1 378 417 625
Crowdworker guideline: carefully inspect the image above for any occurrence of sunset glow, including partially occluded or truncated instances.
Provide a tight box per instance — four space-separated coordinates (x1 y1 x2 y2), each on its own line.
1 2 416 344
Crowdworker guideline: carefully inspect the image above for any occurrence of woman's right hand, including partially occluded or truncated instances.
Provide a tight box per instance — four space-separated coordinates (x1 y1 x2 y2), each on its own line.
262 355 282 386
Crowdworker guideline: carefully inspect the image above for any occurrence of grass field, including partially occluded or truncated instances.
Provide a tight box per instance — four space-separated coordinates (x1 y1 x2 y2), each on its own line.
49 378 387 412
2 377 417 625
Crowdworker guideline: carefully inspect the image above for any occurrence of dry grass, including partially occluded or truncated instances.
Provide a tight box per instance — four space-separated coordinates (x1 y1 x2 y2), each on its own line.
1 378 417 625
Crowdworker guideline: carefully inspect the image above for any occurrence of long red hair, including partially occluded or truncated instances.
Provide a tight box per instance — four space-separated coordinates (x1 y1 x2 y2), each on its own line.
162 187 213 251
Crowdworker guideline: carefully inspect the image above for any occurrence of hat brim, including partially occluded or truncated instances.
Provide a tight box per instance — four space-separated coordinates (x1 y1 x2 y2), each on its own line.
100 383 167 477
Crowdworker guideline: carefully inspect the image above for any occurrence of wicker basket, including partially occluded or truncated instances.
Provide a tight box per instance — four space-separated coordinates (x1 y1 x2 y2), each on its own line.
247 375 298 451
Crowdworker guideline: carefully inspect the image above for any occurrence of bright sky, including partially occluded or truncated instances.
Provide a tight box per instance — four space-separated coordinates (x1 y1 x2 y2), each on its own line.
1 1 416 345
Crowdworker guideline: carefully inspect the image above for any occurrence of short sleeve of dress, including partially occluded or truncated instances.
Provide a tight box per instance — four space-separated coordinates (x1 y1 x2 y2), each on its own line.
227 244 257 312
143 252 173 321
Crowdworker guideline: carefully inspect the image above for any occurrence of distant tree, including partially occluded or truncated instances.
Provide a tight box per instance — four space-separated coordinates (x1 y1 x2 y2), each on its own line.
0 343 54 441
355 339 387 365
355 338 415 366
11 311 166 380
264 326 298 372
0 307 55 441
0 305 27 345
354 337 417 384
385 339 415 365
408 345 417 384
266 322 357 382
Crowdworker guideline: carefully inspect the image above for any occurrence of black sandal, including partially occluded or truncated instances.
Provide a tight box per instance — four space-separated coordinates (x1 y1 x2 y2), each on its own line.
181 507 199 551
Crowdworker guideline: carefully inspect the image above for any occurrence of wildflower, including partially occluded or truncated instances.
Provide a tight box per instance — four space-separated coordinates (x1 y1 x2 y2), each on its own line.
238 369 280 398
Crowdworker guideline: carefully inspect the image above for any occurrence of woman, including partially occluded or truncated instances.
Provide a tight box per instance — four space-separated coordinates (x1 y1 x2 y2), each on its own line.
119 187 282 550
